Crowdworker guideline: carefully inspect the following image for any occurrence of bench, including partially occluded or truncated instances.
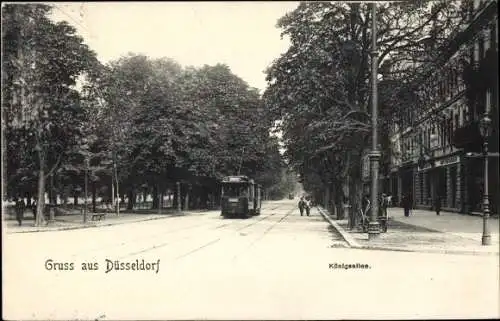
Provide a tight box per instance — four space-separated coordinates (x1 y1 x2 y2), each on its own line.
90 213 106 221
79 208 106 221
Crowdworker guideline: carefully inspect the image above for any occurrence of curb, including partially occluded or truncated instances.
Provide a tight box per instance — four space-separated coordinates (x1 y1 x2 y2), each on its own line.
5 213 186 234
317 206 361 248
350 245 499 256
317 206 499 257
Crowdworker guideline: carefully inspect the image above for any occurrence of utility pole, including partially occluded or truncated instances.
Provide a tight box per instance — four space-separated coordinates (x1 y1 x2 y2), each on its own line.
368 2 381 240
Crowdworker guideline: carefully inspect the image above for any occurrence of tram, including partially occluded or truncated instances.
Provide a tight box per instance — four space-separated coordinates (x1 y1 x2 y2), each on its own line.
220 175 262 218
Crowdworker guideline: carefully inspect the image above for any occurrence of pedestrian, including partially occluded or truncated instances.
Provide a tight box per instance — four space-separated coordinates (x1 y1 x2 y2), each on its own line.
304 197 311 216
408 191 413 216
15 197 25 226
360 194 371 227
298 197 305 216
32 198 37 221
346 197 356 229
386 194 393 207
362 194 371 216
434 195 441 215
402 194 410 217
377 193 388 232
380 193 388 218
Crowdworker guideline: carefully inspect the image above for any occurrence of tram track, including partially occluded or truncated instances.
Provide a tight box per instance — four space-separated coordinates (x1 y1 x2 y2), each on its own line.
173 206 293 261
231 207 295 260
70 205 283 259
98 205 287 260
117 210 284 260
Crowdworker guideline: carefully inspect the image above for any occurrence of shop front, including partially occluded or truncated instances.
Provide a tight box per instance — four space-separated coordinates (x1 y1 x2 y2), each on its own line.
415 154 462 212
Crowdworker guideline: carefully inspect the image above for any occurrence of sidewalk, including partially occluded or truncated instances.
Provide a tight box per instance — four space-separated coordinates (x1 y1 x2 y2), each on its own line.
3 209 210 234
318 206 499 256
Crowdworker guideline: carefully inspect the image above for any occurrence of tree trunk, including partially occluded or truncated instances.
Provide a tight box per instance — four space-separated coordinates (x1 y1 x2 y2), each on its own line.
48 173 54 204
111 179 115 211
158 184 162 214
74 194 78 205
127 189 134 210
92 182 97 213
348 153 364 224
176 182 181 212
334 182 343 219
152 184 159 209
201 188 209 209
324 185 330 212
173 188 178 209
35 149 46 227
113 159 120 215
184 186 190 211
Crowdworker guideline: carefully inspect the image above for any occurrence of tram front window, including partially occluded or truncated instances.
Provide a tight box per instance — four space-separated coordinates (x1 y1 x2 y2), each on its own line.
222 184 248 197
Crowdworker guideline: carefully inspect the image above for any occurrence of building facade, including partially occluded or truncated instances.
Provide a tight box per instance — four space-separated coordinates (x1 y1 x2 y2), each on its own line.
388 0 498 214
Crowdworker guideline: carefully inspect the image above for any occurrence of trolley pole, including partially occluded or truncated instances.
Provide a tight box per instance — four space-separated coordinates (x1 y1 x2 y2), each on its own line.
368 2 381 240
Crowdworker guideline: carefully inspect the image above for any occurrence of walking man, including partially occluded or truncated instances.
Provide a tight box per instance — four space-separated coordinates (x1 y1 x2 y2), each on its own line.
380 193 388 218
304 197 312 216
361 194 371 228
402 194 410 217
32 198 38 221
298 197 305 216
15 197 25 226
434 195 441 215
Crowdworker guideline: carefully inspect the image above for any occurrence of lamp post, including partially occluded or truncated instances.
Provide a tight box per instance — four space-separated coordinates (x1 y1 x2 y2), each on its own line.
368 2 381 239
479 114 492 245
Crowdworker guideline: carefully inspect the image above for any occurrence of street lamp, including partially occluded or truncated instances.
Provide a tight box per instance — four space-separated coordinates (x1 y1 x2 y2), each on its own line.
479 114 492 245
368 2 381 239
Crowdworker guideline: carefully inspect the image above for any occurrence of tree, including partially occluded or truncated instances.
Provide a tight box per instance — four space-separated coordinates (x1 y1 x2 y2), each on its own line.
3 4 98 225
264 1 469 212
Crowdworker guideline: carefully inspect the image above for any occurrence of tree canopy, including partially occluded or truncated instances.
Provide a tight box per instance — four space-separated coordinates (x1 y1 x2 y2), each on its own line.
3 3 291 225
264 1 469 209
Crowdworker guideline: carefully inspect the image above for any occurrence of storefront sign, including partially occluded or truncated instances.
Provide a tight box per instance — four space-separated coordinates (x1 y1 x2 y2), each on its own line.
435 155 460 167
418 163 433 171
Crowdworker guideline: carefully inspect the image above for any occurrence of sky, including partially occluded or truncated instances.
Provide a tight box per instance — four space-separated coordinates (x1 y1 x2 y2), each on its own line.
48 2 299 93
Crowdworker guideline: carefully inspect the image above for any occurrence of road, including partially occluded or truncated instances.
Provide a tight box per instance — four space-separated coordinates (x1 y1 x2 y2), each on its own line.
3 200 499 320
